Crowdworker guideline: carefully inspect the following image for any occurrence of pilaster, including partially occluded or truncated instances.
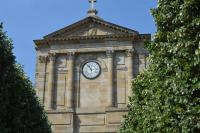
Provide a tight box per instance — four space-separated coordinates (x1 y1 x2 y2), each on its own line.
46 53 56 110
66 51 75 109
106 49 114 107
38 55 48 104
125 49 135 102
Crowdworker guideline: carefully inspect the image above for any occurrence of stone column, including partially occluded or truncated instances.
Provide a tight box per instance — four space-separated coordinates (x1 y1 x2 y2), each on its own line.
46 53 56 110
66 52 75 109
106 49 114 107
126 49 134 101
38 55 48 104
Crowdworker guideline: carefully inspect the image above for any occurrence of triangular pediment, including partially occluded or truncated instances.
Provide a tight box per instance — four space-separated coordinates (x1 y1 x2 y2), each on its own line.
44 17 139 39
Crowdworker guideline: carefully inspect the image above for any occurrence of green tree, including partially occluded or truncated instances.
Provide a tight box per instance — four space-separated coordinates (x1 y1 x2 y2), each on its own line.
120 0 200 132
0 23 51 133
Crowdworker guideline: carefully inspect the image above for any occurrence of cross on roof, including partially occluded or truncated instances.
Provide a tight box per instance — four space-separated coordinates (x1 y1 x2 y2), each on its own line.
89 0 97 9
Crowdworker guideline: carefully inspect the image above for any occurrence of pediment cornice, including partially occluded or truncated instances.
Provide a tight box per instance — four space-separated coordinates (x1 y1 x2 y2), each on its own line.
34 34 151 46
43 16 139 39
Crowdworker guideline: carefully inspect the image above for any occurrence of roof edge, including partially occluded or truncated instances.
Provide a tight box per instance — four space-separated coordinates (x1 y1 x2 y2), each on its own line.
34 34 151 46
43 16 139 39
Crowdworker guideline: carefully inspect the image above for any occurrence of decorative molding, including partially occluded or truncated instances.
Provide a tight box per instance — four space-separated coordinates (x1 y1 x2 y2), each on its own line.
88 28 97 36
34 34 151 46
67 51 76 56
43 17 138 39
87 23 97 36
67 51 76 60
125 49 135 57
39 56 48 63
48 53 57 61
106 49 114 58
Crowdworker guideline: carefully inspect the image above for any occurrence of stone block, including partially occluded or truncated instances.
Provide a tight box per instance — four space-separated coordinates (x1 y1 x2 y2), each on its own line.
117 72 126 104
48 113 72 125
52 125 73 133
106 112 127 124
78 114 105 126
79 125 106 133
106 124 121 133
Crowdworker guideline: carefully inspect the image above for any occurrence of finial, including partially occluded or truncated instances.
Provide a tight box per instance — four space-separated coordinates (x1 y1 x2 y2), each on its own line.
88 0 98 16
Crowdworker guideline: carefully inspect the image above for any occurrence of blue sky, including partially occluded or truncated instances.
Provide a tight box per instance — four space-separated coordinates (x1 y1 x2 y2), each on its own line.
0 0 157 83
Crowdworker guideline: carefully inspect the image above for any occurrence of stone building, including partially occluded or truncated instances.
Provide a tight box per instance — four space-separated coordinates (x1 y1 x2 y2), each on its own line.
34 1 150 133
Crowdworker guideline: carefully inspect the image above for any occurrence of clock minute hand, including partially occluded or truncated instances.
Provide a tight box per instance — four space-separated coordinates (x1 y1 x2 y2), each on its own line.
87 64 92 71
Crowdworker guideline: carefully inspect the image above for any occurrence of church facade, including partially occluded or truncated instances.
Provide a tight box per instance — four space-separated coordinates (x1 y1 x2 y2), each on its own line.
34 4 150 133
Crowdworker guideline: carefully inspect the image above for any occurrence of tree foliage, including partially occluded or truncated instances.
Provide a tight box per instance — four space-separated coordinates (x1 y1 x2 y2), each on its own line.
120 0 200 132
0 23 51 133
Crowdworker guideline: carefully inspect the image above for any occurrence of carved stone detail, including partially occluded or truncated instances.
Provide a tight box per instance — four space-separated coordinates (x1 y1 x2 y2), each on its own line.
125 49 135 57
48 53 57 61
87 24 97 36
67 51 76 60
39 56 48 63
106 49 114 58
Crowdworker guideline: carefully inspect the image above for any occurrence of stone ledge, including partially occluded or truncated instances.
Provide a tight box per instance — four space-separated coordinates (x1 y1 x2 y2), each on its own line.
105 107 128 112
34 34 150 45
46 108 74 114
45 107 128 114
75 107 106 114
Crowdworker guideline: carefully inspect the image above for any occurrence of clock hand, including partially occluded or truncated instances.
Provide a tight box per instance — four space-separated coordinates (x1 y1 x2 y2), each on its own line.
87 64 92 71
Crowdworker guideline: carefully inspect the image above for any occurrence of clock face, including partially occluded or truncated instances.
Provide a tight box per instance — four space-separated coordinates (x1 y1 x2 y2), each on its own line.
82 61 101 79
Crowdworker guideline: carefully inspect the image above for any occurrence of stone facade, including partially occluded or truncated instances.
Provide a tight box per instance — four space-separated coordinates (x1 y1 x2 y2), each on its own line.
34 16 150 133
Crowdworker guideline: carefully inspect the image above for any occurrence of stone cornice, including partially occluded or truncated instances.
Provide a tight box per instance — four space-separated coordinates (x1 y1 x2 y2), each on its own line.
44 16 139 39
34 34 151 46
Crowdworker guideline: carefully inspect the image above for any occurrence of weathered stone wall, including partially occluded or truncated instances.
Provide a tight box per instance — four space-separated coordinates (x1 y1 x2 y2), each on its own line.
35 40 148 133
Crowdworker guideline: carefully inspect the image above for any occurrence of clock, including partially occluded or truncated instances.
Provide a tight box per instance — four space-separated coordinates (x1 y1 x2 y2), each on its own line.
82 61 101 79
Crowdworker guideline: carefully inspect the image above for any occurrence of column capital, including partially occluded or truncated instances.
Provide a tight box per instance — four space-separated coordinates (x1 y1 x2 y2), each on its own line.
106 49 114 57
67 51 75 56
125 49 135 57
67 51 76 57
48 53 56 61
39 56 48 63
67 51 76 61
